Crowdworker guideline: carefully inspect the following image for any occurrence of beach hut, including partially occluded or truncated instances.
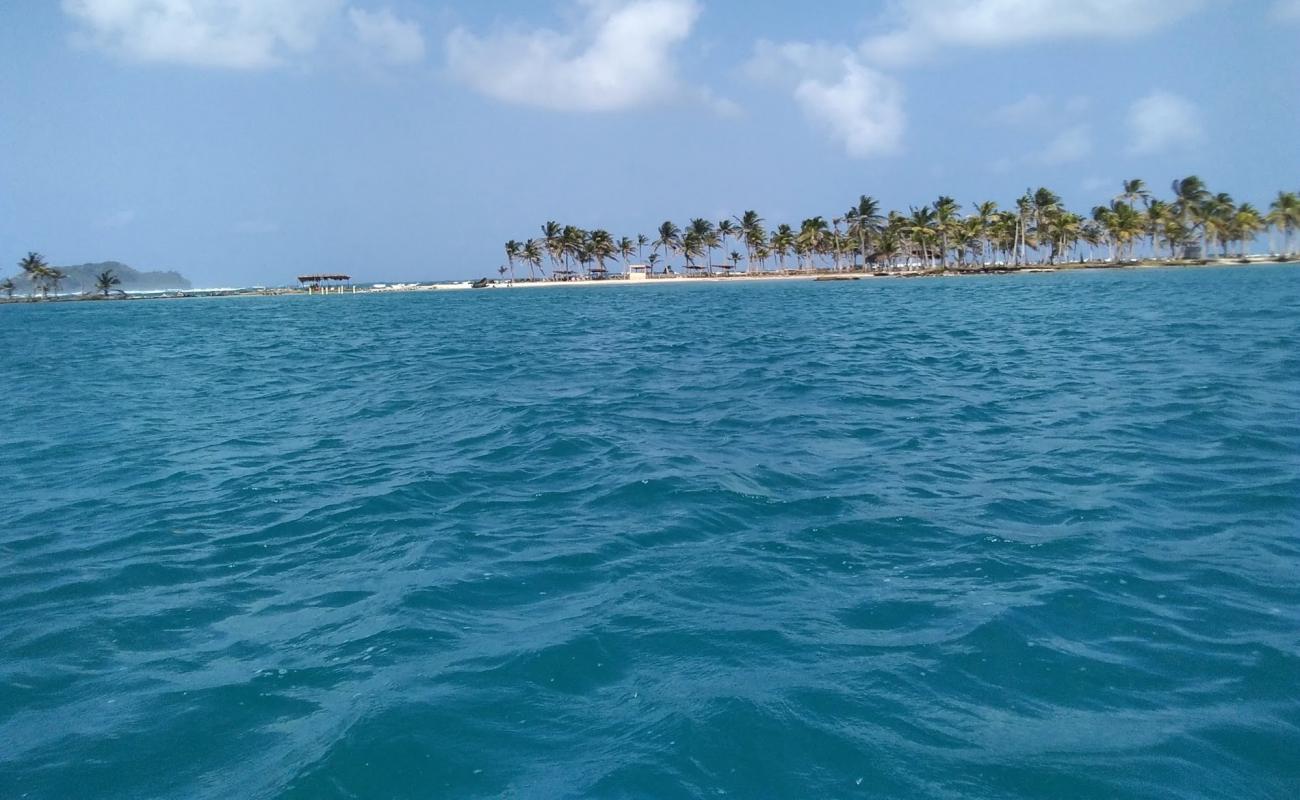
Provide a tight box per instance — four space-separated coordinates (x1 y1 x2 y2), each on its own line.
627 264 652 281
298 274 353 294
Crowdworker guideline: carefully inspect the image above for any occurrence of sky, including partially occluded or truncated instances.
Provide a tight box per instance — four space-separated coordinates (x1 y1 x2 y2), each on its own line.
2 0 1298 286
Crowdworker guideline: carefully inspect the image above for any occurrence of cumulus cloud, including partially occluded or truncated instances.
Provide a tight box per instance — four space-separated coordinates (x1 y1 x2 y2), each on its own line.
348 7 424 64
863 0 1205 66
62 0 345 69
1126 91 1205 154
445 0 704 112
746 41 904 158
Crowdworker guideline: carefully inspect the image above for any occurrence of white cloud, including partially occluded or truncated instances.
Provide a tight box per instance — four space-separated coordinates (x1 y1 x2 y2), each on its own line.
445 0 703 112
348 7 424 65
747 41 904 158
63 0 344 69
1034 124 1092 164
1126 91 1205 154
1274 0 1300 19
863 0 1205 66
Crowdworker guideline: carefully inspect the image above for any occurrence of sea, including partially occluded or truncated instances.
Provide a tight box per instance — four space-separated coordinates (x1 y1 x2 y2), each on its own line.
2 265 1298 800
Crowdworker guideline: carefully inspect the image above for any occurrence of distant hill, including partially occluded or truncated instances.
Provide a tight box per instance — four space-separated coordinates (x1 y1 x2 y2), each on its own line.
8 261 192 294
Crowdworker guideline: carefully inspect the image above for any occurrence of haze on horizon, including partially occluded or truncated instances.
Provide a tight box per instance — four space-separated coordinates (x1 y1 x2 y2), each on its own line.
2 0 1298 288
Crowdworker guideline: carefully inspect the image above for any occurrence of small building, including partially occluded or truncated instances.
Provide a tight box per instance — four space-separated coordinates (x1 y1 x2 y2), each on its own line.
298 274 353 294
627 264 653 281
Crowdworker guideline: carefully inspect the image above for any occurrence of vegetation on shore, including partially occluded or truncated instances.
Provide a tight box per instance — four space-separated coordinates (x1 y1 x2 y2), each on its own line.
17 252 67 299
0 259 192 301
505 178 1300 279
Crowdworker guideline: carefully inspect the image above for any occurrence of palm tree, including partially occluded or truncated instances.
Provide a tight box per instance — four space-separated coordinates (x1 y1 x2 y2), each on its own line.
1171 176 1210 257
42 268 65 299
94 268 121 296
1203 192 1237 256
1012 192 1032 266
1230 203 1265 256
1095 201 1144 261
19 252 48 298
770 224 795 272
1144 199 1172 259
970 201 998 266
504 240 521 283
951 217 981 267
933 196 960 269
681 230 705 273
1080 221 1105 262
874 227 901 270
1045 211 1082 263
989 211 1017 265
1267 191 1299 255
617 236 636 271
588 229 616 276
831 217 846 271
560 225 587 278
736 210 764 272
654 221 682 268
1117 178 1151 209
688 218 717 273
1 278 15 299
717 220 737 265
636 233 649 263
845 195 884 269
728 251 742 273
1031 188 1062 264
1161 218 1191 261
906 206 937 268
796 217 830 270
541 221 564 278
522 239 544 280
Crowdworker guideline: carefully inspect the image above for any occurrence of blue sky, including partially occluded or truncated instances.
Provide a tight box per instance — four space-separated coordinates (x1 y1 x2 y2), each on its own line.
2 0 1298 286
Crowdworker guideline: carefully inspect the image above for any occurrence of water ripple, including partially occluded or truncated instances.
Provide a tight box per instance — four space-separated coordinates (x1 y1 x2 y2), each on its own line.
2 266 1299 799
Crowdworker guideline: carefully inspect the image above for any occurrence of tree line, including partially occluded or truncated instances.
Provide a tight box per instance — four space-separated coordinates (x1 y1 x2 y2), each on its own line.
2 253 120 300
502 177 1300 279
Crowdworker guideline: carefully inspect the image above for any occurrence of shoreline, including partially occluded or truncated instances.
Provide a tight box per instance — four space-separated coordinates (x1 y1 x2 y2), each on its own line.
1 256 1294 304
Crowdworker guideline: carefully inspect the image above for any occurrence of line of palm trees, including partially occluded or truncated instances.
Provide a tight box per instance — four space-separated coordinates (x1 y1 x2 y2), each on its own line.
1 252 121 300
503 178 1300 279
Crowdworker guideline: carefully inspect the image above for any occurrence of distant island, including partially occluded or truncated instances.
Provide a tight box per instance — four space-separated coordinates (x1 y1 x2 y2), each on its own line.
4 260 191 297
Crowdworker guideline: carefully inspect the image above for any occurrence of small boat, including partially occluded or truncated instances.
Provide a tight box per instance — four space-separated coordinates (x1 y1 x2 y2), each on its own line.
470 278 490 288
815 275 860 281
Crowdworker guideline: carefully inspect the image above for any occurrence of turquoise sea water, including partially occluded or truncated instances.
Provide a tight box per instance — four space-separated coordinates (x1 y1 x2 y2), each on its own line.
2 265 1298 799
